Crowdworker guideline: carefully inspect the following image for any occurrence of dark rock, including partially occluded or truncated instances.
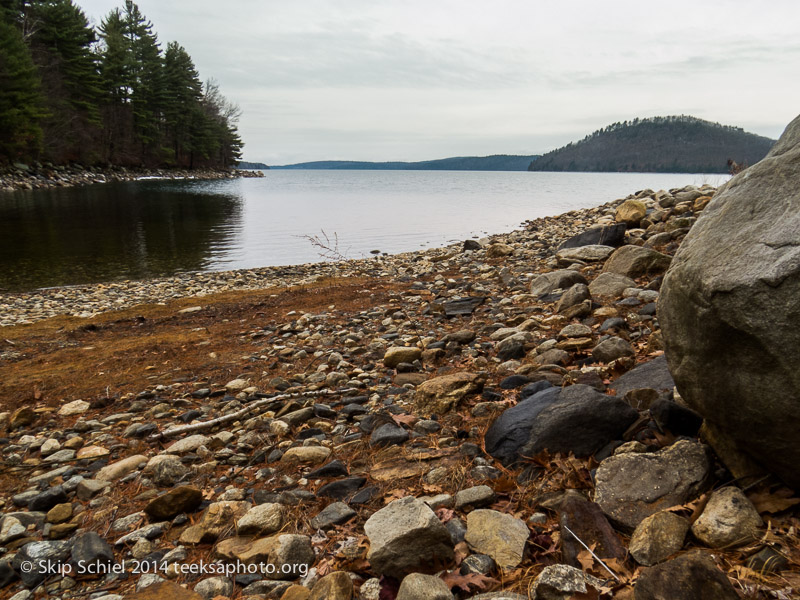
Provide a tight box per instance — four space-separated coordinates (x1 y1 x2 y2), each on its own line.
496 336 526 361
485 387 561 465
520 380 553 399
463 239 482 251
307 460 349 479
746 546 789 573
499 375 530 389
70 531 114 574
12 540 71 587
592 336 635 363
559 496 626 568
611 356 674 396
634 551 739 600
28 485 68 512
558 224 627 250
521 385 639 458
370 423 410 447
446 518 467 544
310 502 357 529
145 486 203 520
350 485 378 505
600 317 627 332
0 560 17 587
442 297 486 317
658 115 800 489
460 553 496 576
649 398 703 437
313 403 337 419
556 283 591 313
317 477 367 500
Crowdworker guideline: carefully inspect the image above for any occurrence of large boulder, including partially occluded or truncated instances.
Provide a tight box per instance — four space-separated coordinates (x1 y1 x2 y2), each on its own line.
603 245 671 278
520 385 639 458
659 114 800 489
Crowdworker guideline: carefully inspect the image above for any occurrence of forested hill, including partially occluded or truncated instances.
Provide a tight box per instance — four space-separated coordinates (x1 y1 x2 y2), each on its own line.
528 116 775 173
0 0 241 169
274 154 539 171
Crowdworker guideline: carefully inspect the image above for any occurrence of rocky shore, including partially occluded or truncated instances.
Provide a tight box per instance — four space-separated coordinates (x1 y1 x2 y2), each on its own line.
0 163 264 193
0 182 798 600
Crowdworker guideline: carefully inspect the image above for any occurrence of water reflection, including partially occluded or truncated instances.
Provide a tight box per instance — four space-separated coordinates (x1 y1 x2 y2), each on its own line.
0 180 243 291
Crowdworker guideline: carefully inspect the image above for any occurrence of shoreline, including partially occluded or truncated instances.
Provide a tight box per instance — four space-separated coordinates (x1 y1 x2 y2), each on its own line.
0 164 264 193
0 191 632 327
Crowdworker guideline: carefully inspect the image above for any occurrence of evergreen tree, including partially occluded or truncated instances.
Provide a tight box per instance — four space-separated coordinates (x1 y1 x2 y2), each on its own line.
25 0 102 162
163 41 202 166
0 18 46 161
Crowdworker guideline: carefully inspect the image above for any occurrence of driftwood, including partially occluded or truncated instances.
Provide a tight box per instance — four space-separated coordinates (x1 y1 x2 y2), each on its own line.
147 387 358 441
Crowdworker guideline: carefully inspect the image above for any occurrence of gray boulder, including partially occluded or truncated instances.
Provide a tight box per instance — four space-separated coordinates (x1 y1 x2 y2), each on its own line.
364 496 454 578
603 245 671 278
659 113 800 489
589 272 636 298
520 385 639 458
594 439 711 530
634 551 739 600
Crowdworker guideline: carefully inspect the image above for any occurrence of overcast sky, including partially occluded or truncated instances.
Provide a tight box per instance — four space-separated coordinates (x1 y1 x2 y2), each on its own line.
77 0 800 164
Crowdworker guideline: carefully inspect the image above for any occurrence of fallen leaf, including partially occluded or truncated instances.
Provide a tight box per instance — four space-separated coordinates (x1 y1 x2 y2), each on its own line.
391 413 417 427
576 548 594 571
440 570 499 593
436 507 455 524
748 488 800 514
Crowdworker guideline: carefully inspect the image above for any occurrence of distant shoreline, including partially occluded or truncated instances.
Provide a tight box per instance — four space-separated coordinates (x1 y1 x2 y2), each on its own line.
0 165 263 193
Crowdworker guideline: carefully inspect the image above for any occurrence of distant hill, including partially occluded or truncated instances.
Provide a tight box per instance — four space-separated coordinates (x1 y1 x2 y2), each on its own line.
528 116 775 173
238 161 269 170
273 154 539 171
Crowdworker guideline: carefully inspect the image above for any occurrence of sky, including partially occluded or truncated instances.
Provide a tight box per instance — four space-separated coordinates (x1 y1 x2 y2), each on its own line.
77 0 800 165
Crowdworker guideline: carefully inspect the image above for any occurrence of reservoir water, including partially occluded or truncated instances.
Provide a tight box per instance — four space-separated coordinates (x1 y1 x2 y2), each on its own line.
0 170 727 291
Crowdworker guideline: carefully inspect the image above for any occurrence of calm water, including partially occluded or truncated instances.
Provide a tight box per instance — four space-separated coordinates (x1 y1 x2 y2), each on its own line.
0 171 727 291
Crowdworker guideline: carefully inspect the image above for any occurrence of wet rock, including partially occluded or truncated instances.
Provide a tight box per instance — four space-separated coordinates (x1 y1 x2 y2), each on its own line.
521 385 638 458
559 496 625 568
529 564 604 600
634 551 739 600
603 245 671 278
465 509 528 571
414 372 484 417
530 270 587 297
691 486 762 548
364 496 454 578
485 387 561 465
629 511 690 566
396 573 454 600
595 439 711 529
310 502 356 529
237 502 284 536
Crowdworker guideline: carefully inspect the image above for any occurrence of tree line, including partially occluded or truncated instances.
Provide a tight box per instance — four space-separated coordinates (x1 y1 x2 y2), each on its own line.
0 0 242 168
528 116 775 173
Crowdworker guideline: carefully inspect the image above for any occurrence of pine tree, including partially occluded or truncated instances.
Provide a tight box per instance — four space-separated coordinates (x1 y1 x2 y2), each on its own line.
25 0 102 162
163 41 202 166
0 18 47 161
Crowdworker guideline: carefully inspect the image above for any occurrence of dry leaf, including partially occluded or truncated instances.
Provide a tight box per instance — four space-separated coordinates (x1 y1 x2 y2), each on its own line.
440 570 499 593
436 507 455 524
576 548 594 570
391 413 417 427
748 488 800 514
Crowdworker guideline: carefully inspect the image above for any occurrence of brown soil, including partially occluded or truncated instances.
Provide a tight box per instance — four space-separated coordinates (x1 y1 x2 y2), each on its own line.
0 277 404 413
